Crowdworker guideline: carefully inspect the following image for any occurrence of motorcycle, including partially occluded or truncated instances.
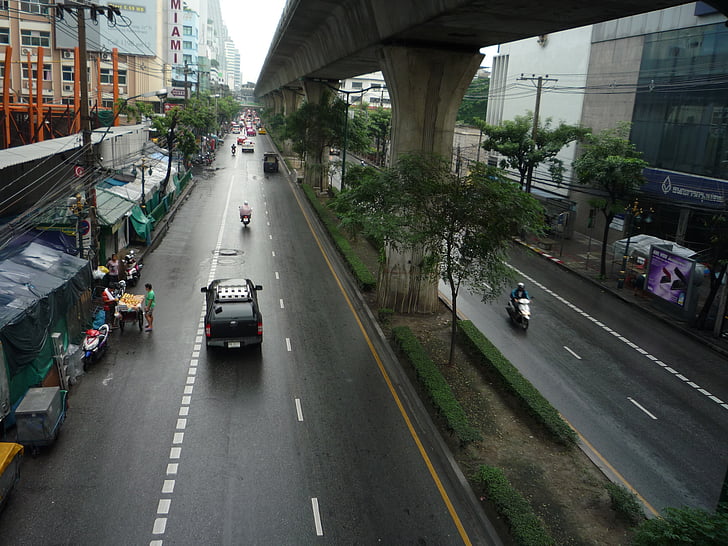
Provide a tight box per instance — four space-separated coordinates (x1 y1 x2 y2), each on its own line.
507 298 531 330
241 214 250 227
123 251 142 287
81 323 110 370
231 146 236 156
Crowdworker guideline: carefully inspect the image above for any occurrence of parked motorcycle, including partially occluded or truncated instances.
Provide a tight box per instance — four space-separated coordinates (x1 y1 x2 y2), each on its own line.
506 298 531 330
81 323 110 370
123 251 142 287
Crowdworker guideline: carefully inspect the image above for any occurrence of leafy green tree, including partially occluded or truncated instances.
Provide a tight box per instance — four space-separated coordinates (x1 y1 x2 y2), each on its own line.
695 211 728 329
632 506 728 546
333 153 544 363
177 97 215 136
478 112 588 192
572 123 648 278
175 128 197 165
458 77 489 125
367 107 391 166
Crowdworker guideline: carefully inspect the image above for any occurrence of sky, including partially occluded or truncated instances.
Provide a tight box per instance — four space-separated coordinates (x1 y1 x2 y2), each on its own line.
220 0 288 84
219 0 499 85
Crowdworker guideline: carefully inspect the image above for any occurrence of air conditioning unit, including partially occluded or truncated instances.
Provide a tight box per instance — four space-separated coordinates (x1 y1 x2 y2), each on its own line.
63 84 73 92
118 86 126 94
101 52 110 61
21 48 32 56
62 50 73 59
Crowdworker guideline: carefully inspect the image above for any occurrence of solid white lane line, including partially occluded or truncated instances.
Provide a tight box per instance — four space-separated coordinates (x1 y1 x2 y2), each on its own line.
311 497 324 536
295 398 304 422
564 346 582 360
628 397 658 420
286 338 292 351
508 264 726 412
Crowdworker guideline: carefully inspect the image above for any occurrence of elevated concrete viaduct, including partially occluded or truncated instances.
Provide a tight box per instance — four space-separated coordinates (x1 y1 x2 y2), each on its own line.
255 0 722 312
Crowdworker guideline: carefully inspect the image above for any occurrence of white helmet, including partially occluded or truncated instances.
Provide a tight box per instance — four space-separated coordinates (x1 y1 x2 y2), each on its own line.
517 282 525 289
243 201 248 205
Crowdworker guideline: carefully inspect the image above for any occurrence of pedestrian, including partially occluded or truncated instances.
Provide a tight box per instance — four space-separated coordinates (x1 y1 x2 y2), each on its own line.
106 253 120 285
144 282 156 332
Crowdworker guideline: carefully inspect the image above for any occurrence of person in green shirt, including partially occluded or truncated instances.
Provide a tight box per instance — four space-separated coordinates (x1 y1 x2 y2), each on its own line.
144 283 156 331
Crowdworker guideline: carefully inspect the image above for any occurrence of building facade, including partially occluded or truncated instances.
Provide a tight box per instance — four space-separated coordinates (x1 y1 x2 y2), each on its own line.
487 2 728 250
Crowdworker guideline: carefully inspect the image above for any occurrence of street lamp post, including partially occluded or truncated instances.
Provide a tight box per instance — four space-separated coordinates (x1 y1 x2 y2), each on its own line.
132 158 153 213
322 81 380 190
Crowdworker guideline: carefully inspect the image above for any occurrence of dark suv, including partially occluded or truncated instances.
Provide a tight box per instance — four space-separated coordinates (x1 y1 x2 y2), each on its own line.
200 278 263 349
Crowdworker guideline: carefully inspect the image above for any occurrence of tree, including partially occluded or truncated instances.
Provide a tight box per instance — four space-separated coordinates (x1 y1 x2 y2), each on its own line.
367 107 391 166
150 107 179 195
478 112 588 192
572 123 648 278
694 211 728 330
457 77 489 126
333 153 544 364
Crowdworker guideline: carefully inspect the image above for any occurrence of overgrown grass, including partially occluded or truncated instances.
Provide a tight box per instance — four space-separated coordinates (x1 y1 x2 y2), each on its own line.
391 325 481 446
458 320 577 445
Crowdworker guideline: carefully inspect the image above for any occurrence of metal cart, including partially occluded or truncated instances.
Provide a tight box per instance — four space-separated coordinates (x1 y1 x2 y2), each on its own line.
15 387 67 456
117 294 145 332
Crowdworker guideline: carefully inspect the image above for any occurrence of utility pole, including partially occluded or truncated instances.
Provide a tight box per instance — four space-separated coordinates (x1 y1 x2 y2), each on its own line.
518 74 557 193
57 2 121 265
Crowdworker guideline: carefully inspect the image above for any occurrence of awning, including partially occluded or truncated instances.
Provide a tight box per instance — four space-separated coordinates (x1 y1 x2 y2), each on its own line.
95 188 135 227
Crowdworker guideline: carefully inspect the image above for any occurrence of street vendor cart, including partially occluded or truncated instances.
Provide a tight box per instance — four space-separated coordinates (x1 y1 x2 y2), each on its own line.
116 293 145 332
0 442 23 511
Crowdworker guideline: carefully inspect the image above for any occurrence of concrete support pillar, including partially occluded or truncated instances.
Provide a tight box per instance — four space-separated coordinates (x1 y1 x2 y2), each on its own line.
380 45 483 164
300 80 333 190
271 91 284 116
282 87 301 116
377 46 483 313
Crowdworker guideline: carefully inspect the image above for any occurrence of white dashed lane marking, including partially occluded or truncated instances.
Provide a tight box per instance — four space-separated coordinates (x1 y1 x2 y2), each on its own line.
509 264 726 412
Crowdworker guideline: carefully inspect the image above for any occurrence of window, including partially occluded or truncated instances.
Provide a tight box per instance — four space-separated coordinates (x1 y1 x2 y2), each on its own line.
102 99 115 108
100 68 127 84
22 63 51 81
61 98 75 106
20 0 50 14
62 66 74 81
351 81 362 89
183 41 192 50
21 29 51 47
0 27 9 45
183 26 192 36
183 54 192 64
0 1 8 9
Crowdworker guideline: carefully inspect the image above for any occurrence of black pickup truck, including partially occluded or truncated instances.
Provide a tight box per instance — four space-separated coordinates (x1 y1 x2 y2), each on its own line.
200 278 263 349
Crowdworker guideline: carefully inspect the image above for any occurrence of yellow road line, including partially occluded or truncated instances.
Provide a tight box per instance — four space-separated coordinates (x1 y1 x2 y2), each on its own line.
289 185 472 545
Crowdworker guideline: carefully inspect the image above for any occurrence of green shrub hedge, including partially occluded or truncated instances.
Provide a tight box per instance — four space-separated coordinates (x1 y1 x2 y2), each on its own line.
476 465 555 545
302 184 376 291
391 325 481 445
458 320 577 445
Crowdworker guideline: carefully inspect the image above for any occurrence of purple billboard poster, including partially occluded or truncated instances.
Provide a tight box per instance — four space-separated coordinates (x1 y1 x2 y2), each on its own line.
645 247 694 307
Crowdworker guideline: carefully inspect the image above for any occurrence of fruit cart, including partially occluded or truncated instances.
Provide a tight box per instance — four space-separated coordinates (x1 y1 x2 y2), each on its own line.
0 443 23 511
116 293 145 332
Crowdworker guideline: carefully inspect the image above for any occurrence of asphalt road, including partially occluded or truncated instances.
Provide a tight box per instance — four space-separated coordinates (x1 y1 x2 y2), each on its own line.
0 138 500 545
447 246 728 515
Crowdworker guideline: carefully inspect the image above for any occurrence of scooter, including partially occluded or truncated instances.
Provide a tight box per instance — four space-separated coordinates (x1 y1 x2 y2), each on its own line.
241 214 250 227
81 323 110 370
507 298 531 330
123 251 142 287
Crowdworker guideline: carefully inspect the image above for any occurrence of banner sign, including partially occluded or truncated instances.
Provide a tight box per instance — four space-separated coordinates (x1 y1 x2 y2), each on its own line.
641 167 727 208
645 247 695 307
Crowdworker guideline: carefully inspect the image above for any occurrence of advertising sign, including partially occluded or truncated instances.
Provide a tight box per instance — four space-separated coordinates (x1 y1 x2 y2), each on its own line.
645 247 695 307
641 167 727 209
55 1 158 56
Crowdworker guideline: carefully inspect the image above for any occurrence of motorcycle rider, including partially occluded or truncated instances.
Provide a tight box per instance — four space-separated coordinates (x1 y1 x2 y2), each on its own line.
231 143 236 155
510 282 529 309
239 201 252 222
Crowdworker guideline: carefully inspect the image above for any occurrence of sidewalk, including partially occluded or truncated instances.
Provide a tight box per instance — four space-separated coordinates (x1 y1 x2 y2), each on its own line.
519 231 728 358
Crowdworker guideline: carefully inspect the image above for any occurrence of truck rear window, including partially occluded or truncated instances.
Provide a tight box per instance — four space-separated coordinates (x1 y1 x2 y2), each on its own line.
215 302 255 320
